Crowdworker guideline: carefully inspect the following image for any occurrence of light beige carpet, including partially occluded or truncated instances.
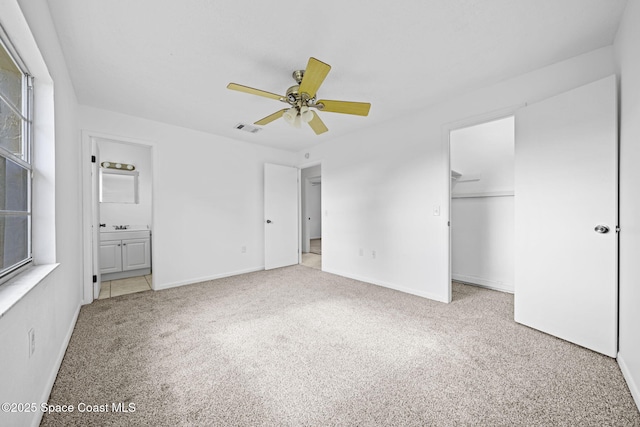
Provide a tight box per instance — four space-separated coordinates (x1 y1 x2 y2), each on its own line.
41 267 640 426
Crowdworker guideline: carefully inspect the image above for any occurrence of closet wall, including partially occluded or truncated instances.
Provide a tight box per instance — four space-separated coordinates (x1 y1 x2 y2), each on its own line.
451 117 515 292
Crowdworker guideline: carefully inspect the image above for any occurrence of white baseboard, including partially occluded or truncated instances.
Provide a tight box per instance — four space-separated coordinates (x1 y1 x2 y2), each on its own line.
618 352 640 412
154 266 265 291
452 273 514 293
32 304 81 427
323 268 449 303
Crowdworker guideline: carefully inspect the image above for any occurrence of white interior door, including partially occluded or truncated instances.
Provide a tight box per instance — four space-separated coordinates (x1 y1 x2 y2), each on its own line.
264 163 298 270
514 75 618 357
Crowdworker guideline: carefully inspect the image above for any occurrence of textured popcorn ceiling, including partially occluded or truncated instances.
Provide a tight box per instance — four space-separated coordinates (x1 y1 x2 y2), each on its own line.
46 0 627 151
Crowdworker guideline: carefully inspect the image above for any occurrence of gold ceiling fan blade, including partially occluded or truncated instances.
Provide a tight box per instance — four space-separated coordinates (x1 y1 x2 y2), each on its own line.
255 109 288 125
227 83 284 101
316 99 371 116
308 111 328 135
298 57 331 99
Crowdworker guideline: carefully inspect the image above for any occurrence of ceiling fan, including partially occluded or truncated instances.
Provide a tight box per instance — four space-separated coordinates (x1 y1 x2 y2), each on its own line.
227 57 371 135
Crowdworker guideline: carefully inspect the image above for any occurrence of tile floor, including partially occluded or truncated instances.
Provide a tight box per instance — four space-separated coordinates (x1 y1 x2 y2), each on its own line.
301 253 321 270
98 274 152 299
309 238 322 255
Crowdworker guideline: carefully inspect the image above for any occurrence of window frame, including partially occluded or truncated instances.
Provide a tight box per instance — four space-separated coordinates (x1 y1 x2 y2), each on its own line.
0 28 34 282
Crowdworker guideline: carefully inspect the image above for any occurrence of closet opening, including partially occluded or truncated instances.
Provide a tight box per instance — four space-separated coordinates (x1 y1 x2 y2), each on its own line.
449 116 515 295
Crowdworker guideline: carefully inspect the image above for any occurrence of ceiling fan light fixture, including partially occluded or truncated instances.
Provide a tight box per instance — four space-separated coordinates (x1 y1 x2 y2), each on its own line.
283 107 297 124
283 107 302 128
300 106 313 123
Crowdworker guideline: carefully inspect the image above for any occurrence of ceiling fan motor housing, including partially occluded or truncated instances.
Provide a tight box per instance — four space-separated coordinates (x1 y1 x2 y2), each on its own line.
286 85 316 108
286 85 300 104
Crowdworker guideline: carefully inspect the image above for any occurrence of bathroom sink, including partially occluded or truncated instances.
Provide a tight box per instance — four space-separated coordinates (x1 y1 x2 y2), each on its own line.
100 226 150 241
101 224 149 232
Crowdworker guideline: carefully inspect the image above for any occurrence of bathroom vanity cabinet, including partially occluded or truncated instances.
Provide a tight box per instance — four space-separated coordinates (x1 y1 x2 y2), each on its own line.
100 229 151 280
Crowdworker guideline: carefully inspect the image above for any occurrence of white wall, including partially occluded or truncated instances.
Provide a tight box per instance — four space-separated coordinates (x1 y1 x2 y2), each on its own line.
451 117 514 292
614 0 640 410
0 1 83 426
79 106 295 290
297 46 616 303
97 138 152 229
451 197 514 292
451 117 515 196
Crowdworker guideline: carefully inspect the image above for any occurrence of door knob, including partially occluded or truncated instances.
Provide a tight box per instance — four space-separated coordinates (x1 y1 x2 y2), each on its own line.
594 225 610 234
266 219 272 224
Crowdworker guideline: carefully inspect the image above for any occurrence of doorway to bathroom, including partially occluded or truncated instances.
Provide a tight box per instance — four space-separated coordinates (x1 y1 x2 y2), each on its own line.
300 164 321 269
82 134 154 302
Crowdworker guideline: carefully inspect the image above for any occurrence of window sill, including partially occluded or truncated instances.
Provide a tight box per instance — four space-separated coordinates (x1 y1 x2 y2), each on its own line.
0 263 60 319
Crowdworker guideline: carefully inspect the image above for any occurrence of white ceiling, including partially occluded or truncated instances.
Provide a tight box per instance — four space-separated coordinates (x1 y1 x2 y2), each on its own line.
45 0 627 152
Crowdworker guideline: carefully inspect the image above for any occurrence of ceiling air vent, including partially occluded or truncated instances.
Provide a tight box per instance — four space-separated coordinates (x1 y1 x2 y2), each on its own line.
234 123 261 134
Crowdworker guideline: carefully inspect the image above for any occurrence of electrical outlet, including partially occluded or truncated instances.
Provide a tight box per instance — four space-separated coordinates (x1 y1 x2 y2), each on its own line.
433 205 441 216
28 328 35 358
372 250 376 259
241 246 247 253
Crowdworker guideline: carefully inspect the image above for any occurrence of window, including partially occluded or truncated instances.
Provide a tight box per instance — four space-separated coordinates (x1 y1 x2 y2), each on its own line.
0 31 33 279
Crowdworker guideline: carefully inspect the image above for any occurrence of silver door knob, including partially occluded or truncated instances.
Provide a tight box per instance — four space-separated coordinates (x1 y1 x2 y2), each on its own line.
594 225 610 234
266 219 272 224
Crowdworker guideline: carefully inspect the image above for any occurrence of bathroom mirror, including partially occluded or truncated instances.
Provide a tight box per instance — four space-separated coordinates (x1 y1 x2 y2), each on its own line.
100 169 139 204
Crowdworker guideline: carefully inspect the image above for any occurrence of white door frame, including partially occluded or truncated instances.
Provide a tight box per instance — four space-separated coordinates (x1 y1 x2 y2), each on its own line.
81 130 158 304
443 104 525 303
297 160 322 265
